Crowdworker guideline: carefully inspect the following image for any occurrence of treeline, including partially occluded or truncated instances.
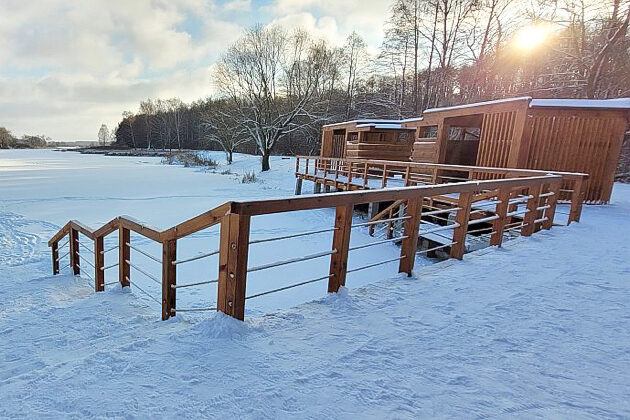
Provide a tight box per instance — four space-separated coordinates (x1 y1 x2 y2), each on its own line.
113 0 630 170
0 126 49 149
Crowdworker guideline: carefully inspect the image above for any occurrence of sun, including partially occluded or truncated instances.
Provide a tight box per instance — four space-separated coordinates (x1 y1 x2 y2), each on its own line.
513 24 551 51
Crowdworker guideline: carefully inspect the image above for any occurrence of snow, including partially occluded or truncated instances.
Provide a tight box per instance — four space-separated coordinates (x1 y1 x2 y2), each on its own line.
2 149 630 417
530 97 630 109
423 96 531 114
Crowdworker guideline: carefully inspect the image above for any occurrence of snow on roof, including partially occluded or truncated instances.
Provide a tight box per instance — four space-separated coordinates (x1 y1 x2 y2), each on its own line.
529 98 630 109
323 119 407 128
423 97 531 114
355 123 415 130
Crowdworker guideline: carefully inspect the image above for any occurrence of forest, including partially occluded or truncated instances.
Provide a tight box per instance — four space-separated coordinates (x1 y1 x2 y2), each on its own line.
112 0 630 170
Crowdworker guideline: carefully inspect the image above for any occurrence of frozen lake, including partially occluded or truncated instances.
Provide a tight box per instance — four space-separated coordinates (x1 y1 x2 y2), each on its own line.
0 149 431 316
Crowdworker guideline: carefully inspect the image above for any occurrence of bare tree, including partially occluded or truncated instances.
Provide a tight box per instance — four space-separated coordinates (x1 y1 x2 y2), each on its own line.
214 25 335 171
139 99 156 149
122 111 137 148
200 100 249 164
0 127 15 148
97 124 110 146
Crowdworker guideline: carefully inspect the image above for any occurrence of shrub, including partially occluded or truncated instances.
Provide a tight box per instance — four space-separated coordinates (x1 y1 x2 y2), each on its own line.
241 171 257 183
163 152 218 169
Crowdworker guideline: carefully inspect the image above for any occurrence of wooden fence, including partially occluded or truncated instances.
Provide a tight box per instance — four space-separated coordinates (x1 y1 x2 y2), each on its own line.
295 156 588 224
49 168 585 322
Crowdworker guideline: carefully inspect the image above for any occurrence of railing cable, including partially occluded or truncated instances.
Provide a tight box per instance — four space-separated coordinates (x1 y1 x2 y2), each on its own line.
172 249 219 266
127 277 161 306
101 262 119 271
348 236 407 252
171 279 219 289
245 274 334 300
127 242 161 264
249 227 338 245
247 249 337 273
352 215 410 229
79 254 95 269
417 242 456 254
347 256 405 274
126 260 161 285
56 251 70 262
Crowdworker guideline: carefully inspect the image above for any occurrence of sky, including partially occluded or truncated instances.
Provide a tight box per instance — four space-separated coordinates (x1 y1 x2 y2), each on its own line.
0 0 391 141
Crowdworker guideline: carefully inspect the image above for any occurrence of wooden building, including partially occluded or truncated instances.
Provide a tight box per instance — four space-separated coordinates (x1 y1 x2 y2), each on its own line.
402 97 629 203
320 119 417 162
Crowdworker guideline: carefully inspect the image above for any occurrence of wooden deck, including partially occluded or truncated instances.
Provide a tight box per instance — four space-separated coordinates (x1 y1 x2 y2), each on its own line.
48 160 587 323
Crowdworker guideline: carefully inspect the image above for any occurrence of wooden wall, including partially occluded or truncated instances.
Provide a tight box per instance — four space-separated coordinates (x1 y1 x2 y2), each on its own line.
524 109 627 203
475 110 518 169
345 131 413 161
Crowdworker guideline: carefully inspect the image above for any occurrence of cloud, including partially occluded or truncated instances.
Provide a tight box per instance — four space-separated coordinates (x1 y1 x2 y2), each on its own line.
0 0 389 140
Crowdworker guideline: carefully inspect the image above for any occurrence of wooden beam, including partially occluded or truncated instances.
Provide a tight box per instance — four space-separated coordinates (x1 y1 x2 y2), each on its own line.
450 192 473 259
94 236 104 291
521 185 541 237
162 239 177 320
490 189 510 246
52 241 60 275
119 226 130 287
399 197 422 275
328 205 353 292
70 228 80 275
217 213 251 320
543 181 561 230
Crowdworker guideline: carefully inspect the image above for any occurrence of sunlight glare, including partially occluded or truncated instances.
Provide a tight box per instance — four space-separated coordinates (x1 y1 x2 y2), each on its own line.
513 24 550 50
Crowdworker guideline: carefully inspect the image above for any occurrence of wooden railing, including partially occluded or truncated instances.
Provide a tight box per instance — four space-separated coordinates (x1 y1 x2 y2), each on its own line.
295 156 588 225
49 171 579 322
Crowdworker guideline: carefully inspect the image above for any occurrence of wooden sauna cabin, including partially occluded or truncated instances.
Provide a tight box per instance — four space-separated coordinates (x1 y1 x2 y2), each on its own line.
320 119 417 161
402 97 630 204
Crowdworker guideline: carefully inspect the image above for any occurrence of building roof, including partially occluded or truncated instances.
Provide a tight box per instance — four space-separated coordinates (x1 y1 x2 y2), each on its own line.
529 98 630 109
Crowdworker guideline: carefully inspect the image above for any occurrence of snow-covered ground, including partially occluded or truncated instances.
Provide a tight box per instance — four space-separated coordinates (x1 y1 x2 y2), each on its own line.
1 149 629 417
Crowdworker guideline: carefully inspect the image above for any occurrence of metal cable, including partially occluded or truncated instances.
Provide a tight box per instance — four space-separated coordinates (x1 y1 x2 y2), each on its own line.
79 254 95 269
348 236 407 252
101 262 119 271
127 242 161 264
172 249 219 265
467 215 500 226
101 244 118 255
421 207 461 217
249 227 338 245
56 251 70 262
126 260 161 285
347 256 405 274
78 241 94 254
245 274 333 300
247 249 337 273
171 279 219 289
352 215 411 228
419 223 460 236
417 242 456 254
127 277 161 305
171 307 216 313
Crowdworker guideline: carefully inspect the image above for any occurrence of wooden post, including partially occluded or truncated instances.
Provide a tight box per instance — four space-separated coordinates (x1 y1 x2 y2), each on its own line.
521 185 541 237
543 180 561 230
490 189 510 247
569 178 585 224
404 166 411 186
381 164 388 188
450 192 473 260
399 197 422 275
328 205 353 293
94 236 104 291
119 226 130 287
295 156 299 174
363 162 369 188
314 182 322 194
347 162 353 188
162 239 177 320
52 241 60 275
217 213 251 321
70 228 80 275
294 178 303 195
305 158 309 175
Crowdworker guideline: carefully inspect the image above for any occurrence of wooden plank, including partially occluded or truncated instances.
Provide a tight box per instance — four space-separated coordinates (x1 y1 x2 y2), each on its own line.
70 228 80 275
490 189 510 246
94 236 104 291
521 185 541 236
399 197 422 275
162 202 233 241
328 205 353 292
233 175 562 217
450 192 473 259
217 213 251 320
119 226 130 287
162 239 177 320
52 241 60 275
48 222 70 246
543 180 561 230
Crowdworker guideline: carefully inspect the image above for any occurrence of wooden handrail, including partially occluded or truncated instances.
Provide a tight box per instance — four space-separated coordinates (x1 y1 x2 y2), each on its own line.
48 159 584 323
297 155 589 180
